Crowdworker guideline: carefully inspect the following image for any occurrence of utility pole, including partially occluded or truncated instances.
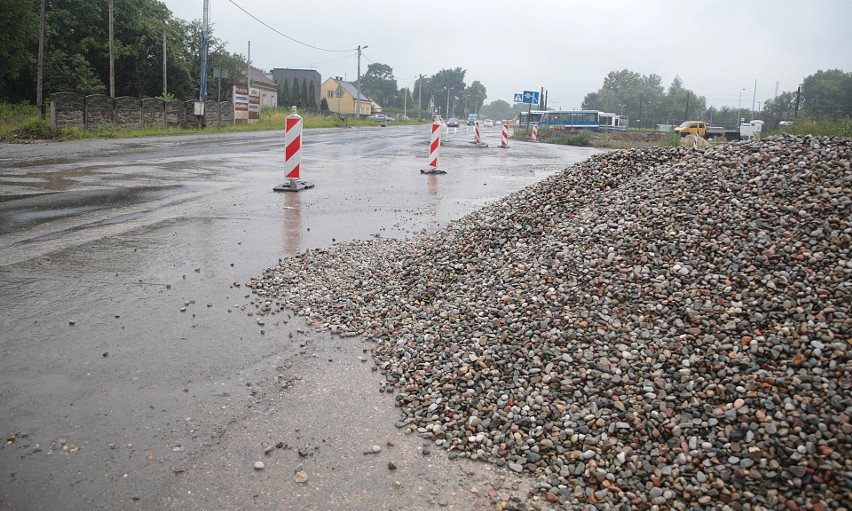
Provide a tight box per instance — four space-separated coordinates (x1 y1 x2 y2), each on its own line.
109 0 115 98
638 93 643 132
36 0 45 118
794 85 801 119
446 86 451 119
751 79 757 121
417 74 422 121
197 0 209 127
356 44 367 117
199 0 209 103
247 41 251 92
403 88 407 119
162 30 167 97
685 92 690 121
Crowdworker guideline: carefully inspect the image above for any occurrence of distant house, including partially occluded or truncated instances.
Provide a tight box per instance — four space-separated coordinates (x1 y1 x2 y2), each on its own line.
320 76 376 116
248 67 278 109
270 68 321 109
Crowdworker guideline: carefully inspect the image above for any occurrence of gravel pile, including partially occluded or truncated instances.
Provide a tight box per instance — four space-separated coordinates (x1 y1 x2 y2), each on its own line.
249 134 850 509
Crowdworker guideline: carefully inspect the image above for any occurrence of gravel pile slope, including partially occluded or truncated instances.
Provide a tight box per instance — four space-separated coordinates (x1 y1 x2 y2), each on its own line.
249 134 850 509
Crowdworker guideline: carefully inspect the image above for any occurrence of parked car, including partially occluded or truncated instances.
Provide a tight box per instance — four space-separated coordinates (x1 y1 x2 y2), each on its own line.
367 114 393 125
446 117 460 127
484 119 494 127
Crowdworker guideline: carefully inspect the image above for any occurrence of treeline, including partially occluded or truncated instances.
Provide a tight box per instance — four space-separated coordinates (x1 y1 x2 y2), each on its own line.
0 0 248 104
580 69 851 128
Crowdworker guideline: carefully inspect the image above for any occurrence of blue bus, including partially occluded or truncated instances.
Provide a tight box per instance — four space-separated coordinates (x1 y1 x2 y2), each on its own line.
536 110 629 131
598 112 629 131
518 110 546 128
537 110 600 129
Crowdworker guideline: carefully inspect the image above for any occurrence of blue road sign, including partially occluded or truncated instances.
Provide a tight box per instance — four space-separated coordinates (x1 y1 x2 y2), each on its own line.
513 93 523 103
522 90 540 104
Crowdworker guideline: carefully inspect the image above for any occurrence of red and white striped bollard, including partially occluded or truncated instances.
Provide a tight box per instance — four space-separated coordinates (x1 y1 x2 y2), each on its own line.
531 124 538 142
474 120 481 145
500 123 509 148
273 106 314 191
421 119 446 174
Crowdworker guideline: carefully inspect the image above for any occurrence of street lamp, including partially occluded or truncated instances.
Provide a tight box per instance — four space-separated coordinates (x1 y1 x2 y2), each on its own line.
446 86 452 119
737 87 745 126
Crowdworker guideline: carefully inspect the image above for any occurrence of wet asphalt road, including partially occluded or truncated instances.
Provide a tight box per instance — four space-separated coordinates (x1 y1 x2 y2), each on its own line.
0 124 601 509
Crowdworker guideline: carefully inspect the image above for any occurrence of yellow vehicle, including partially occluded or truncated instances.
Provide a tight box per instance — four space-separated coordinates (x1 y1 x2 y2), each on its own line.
674 121 708 137
674 121 737 139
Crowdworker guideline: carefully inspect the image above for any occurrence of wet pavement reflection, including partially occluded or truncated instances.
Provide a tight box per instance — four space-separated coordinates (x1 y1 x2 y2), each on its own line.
0 125 601 509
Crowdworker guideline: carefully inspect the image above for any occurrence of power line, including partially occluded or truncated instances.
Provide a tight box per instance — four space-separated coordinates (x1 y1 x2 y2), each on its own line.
226 0 353 53
301 52 358 69
361 51 417 82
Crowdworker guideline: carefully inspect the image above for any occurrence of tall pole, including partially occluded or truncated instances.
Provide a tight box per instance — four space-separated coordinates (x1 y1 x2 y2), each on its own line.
247 41 251 92
794 85 801 119
638 93 643 132
685 92 690 121
751 79 757 121
356 44 367 117
36 0 45 118
737 88 745 125
403 88 407 119
162 29 167 97
417 74 422 121
199 0 209 104
108 0 115 98
446 86 451 119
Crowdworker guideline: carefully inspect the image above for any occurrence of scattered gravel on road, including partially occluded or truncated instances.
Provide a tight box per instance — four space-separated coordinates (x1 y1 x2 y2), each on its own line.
249 135 850 509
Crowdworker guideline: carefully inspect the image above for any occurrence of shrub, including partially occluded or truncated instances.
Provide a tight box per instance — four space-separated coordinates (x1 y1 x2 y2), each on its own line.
776 117 851 138
564 131 589 146
15 118 54 139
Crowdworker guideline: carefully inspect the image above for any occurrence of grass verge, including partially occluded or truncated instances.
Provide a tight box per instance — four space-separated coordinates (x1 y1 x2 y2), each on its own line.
0 103 423 142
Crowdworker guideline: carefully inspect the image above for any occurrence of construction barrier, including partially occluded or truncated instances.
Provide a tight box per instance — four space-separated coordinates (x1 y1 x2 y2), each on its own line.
692 132 699 149
500 123 509 148
531 124 538 142
274 107 314 192
421 120 446 174
471 120 487 148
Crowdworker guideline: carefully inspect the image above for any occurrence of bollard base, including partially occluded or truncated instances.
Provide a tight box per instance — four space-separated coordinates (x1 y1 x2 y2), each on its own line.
273 180 315 192
420 168 447 175
499 144 510 149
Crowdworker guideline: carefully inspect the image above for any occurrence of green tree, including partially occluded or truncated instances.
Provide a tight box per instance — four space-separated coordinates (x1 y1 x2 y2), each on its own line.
481 99 512 120
279 78 289 107
429 68 466 117
762 91 797 125
300 78 308 110
800 69 852 119
291 77 301 107
0 0 38 101
361 62 397 109
466 80 487 115
308 80 317 111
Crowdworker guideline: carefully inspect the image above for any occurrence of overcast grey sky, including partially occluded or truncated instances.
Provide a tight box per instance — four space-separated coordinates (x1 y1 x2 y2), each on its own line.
162 0 851 109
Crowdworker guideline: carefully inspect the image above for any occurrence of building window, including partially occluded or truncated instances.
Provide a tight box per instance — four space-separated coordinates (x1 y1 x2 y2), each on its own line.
327 91 333 98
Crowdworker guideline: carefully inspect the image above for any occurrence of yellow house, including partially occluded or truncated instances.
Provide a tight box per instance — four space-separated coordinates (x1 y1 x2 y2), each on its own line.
321 77 375 116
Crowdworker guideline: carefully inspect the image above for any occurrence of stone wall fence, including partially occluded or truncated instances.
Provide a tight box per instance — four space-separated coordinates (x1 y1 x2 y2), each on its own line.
141 98 165 127
205 100 219 127
50 94 239 131
219 101 233 126
50 92 85 130
166 100 184 127
84 94 115 131
115 96 141 131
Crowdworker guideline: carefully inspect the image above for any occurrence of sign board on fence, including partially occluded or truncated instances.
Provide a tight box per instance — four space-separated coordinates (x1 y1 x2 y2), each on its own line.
233 85 249 123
